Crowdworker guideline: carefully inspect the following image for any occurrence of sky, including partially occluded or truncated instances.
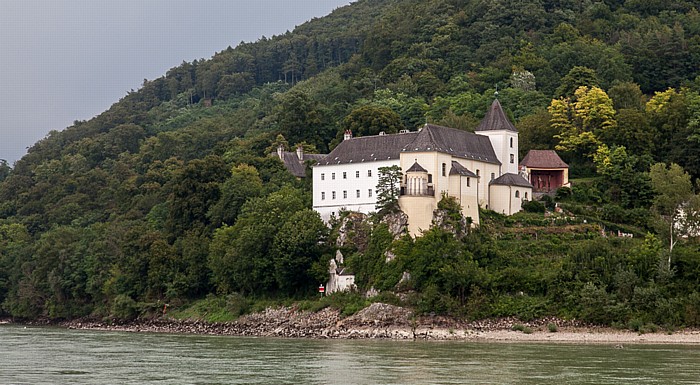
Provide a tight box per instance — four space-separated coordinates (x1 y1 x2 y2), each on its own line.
0 0 353 165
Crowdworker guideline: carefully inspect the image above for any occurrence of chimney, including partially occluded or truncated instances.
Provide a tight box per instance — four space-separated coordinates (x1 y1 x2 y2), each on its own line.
344 130 353 140
277 144 284 160
296 144 304 160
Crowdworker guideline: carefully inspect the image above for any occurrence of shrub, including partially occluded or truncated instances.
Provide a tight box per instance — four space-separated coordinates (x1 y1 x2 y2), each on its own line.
547 323 558 332
511 323 533 334
522 199 545 213
111 295 138 320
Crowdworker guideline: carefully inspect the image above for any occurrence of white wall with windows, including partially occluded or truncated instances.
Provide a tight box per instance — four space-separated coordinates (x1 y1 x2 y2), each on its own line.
313 159 398 221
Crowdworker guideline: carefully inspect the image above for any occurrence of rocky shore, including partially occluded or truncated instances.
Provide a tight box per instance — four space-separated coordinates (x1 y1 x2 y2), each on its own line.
9 303 700 344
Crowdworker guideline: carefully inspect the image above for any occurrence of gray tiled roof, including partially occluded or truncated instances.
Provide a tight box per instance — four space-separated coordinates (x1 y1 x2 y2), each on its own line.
489 173 533 188
318 132 419 165
402 124 501 164
281 152 326 177
449 161 478 177
406 161 428 173
475 99 517 132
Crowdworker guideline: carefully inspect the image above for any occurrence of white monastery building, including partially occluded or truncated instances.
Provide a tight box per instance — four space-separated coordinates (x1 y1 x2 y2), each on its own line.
312 99 533 236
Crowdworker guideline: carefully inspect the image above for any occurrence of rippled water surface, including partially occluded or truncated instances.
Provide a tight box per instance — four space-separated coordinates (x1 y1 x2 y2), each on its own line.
1 325 699 384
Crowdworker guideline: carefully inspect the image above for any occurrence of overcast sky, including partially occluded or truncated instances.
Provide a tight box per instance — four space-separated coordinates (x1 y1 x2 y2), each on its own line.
0 0 353 164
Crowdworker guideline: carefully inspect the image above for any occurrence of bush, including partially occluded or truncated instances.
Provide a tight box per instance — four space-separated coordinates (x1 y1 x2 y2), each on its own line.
547 323 558 332
522 199 545 213
111 295 138 320
555 186 572 200
511 323 533 334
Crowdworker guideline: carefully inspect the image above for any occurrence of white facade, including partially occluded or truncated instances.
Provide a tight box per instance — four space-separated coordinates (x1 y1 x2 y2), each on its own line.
476 129 519 175
313 159 397 221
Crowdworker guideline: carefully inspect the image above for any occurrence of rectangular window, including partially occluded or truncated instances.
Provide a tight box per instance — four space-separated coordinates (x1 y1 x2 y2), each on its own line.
368 189 373 198
343 190 347 199
356 189 360 198
321 173 325 181
332 191 336 200
321 192 325 200
467 178 470 187
491 173 495 181
332 173 336 180
343 172 347 179
510 154 515 164
428 174 433 183
367 170 372 177
442 163 446 176
356 171 360 178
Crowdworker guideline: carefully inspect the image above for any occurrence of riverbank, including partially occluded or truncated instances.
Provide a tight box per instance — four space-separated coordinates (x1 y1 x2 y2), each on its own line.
9 303 700 344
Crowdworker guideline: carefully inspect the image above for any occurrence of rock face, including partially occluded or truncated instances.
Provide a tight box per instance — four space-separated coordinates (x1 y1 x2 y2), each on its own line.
335 212 370 251
432 208 469 238
381 211 409 239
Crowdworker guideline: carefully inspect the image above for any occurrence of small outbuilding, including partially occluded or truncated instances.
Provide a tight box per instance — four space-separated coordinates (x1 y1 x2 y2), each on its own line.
519 150 570 193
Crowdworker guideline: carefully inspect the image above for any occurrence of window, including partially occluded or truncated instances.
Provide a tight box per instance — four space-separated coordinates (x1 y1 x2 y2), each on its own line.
510 137 513 148
476 169 480 177
332 173 336 180
356 189 360 198
343 172 347 179
343 190 347 199
428 174 433 183
442 163 446 176
467 177 470 187
491 173 495 181
368 189 373 198
356 171 360 178
510 154 515 164
321 192 326 200
368 170 372 177
515 190 520 198
332 191 336 200
321 173 325 181
524 192 528 199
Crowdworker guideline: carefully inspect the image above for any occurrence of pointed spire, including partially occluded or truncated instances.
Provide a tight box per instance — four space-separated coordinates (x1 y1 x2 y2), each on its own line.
475 99 517 132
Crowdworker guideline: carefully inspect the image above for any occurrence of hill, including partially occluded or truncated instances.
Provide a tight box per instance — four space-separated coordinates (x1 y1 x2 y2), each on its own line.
1 0 700 328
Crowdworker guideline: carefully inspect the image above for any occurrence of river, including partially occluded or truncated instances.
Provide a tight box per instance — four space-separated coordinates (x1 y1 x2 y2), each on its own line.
1 325 699 384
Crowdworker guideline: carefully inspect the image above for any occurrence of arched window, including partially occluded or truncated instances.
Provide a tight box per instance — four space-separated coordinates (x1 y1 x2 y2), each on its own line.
510 137 513 148
524 192 528 199
515 190 520 198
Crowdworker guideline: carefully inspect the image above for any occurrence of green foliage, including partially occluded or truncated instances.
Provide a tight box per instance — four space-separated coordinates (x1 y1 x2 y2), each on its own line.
521 199 545 213
375 165 402 214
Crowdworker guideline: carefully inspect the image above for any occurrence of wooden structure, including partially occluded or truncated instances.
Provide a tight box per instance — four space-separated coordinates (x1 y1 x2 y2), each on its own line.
519 150 570 193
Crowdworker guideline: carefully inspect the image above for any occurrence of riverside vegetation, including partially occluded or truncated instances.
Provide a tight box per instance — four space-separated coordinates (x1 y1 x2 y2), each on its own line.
2 0 700 333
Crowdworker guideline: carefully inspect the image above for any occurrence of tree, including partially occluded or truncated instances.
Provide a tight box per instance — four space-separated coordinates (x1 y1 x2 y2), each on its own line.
342 105 404 137
0 160 11 182
551 86 616 163
271 209 328 295
555 66 599 97
375 165 402 213
207 164 263 227
649 163 700 263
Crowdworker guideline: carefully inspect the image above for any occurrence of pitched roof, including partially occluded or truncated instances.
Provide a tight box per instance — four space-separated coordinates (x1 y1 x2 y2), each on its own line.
490 173 533 188
475 99 517 132
406 161 428 173
402 124 501 164
318 132 419 165
280 152 325 177
449 161 478 177
520 150 569 169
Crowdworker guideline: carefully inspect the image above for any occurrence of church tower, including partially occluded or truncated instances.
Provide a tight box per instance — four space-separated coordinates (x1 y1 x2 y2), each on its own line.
474 98 519 175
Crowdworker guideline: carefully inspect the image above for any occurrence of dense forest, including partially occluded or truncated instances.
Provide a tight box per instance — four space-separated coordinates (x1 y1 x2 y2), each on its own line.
2 0 700 329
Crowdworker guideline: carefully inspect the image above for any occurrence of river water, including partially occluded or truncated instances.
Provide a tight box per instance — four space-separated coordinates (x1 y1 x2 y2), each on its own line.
1 325 699 384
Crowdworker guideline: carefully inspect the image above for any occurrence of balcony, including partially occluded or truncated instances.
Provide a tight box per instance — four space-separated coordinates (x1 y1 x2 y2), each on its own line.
400 186 435 197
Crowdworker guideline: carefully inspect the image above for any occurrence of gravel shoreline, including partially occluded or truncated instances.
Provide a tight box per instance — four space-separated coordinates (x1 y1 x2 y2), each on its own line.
7 303 700 345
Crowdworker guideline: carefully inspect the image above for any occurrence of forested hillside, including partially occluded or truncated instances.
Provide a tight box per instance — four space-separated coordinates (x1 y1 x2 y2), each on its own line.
1 0 700 327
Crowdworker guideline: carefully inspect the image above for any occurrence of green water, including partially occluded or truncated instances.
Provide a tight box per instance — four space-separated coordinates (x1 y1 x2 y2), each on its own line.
1 325 699 384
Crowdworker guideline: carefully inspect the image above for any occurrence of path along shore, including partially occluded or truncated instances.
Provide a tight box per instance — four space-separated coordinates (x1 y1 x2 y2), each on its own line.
7 303 700 345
